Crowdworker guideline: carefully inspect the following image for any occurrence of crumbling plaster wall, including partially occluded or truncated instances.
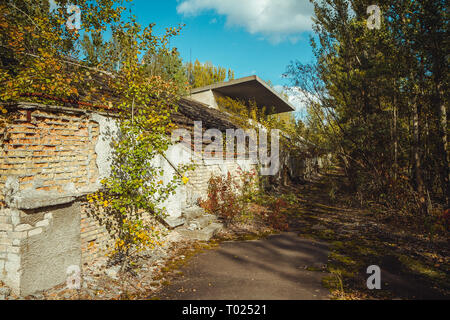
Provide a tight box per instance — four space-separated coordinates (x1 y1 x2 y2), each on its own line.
0 102 257 295
160 142 258 215
0 104 116 295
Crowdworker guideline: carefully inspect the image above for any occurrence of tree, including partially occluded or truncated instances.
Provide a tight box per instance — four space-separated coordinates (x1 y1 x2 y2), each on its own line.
285 0 448 216
81 30 107 67
82 14 189 270
186 59 235 88
0 0 129 104
143 47 188 94
1 0 190 270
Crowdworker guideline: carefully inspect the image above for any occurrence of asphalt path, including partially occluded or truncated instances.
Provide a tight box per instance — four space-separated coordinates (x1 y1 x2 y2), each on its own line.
157 232 330 300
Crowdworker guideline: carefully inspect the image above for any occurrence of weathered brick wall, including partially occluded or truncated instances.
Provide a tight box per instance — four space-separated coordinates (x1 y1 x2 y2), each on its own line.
0 105 100 206
0 208 12 278
81 205 162 265
0 102 259 294
0 103 106 294
185 160 257 206
80 203 113 264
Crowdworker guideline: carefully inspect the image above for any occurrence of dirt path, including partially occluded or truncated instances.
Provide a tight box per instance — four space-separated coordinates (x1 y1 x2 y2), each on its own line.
155 233 330 300
284 175 450 300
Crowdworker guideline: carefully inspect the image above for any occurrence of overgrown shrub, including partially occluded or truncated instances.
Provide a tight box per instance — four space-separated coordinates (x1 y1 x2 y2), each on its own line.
261 197 289 231
199 169 291 231
199 172 242 225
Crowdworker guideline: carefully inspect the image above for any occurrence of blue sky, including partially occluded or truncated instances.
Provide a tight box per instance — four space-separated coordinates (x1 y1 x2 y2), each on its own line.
124 0 316 90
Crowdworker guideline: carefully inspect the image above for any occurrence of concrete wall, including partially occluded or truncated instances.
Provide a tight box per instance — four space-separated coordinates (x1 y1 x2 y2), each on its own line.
0 104 108 294
188 90 218 110
161 143 258 210
0 202 81 296
19 203 81 296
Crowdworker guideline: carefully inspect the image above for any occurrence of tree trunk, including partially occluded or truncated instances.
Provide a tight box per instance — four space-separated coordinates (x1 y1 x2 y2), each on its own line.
393 100 398 180
436 82 449 205
412 97 425 212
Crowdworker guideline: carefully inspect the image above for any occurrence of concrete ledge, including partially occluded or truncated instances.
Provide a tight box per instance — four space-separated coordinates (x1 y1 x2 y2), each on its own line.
9 193 76 210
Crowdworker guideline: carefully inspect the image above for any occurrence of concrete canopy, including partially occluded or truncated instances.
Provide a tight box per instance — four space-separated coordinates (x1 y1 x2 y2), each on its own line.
189 75 295 114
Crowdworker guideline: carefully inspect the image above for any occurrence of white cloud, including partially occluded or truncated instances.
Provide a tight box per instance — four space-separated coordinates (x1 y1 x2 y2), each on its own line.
177 0 314 44
274 85 311 118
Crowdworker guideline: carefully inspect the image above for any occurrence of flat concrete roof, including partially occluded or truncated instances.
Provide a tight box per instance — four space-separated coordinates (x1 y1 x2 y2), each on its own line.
189 75 295 114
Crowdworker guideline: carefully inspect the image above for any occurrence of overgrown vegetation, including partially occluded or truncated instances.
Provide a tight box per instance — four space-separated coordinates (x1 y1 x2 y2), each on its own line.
80 13 192 269
186 59 235 88
278 172 450 300
0 0 192 271
199 167 289 231
284 0 449 232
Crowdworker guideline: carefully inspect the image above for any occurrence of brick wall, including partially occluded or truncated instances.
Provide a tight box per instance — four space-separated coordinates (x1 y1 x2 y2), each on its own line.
80 203 112 264
0 103 108 293
0 102 260 294
0 105 100 206
185 160 257 206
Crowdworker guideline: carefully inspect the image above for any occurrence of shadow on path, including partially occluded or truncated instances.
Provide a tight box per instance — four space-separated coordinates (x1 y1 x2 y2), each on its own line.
155 232 330 300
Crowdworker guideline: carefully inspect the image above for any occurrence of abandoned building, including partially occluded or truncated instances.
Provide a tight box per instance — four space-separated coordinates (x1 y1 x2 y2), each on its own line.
0 75 319 296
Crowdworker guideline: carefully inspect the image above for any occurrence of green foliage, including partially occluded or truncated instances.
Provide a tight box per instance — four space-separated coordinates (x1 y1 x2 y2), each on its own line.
81 30 108 67
0 0 191 269
85 20 191 267
285 0 449 215
143 48 189 95
186 59 235 88
0 0 127 104
216 96 267 125
264 198 289 231
216 96 319 161
198 168 259 226
198 168 291 231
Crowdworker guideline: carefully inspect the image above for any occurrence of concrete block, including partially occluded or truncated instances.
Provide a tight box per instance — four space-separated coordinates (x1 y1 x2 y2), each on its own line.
0 216 11 224
15 224 32 232
10 210 21 226
28 228 43 237
176 222 222 242
10 231 28 240
7 246 20 254
162 216 185 229
19 201 81 296
0 224 12 232
189 215 215 230
0 287 11 297
36 219 49 228
6 253 20 263
0 237 11 245
183 206 206 220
